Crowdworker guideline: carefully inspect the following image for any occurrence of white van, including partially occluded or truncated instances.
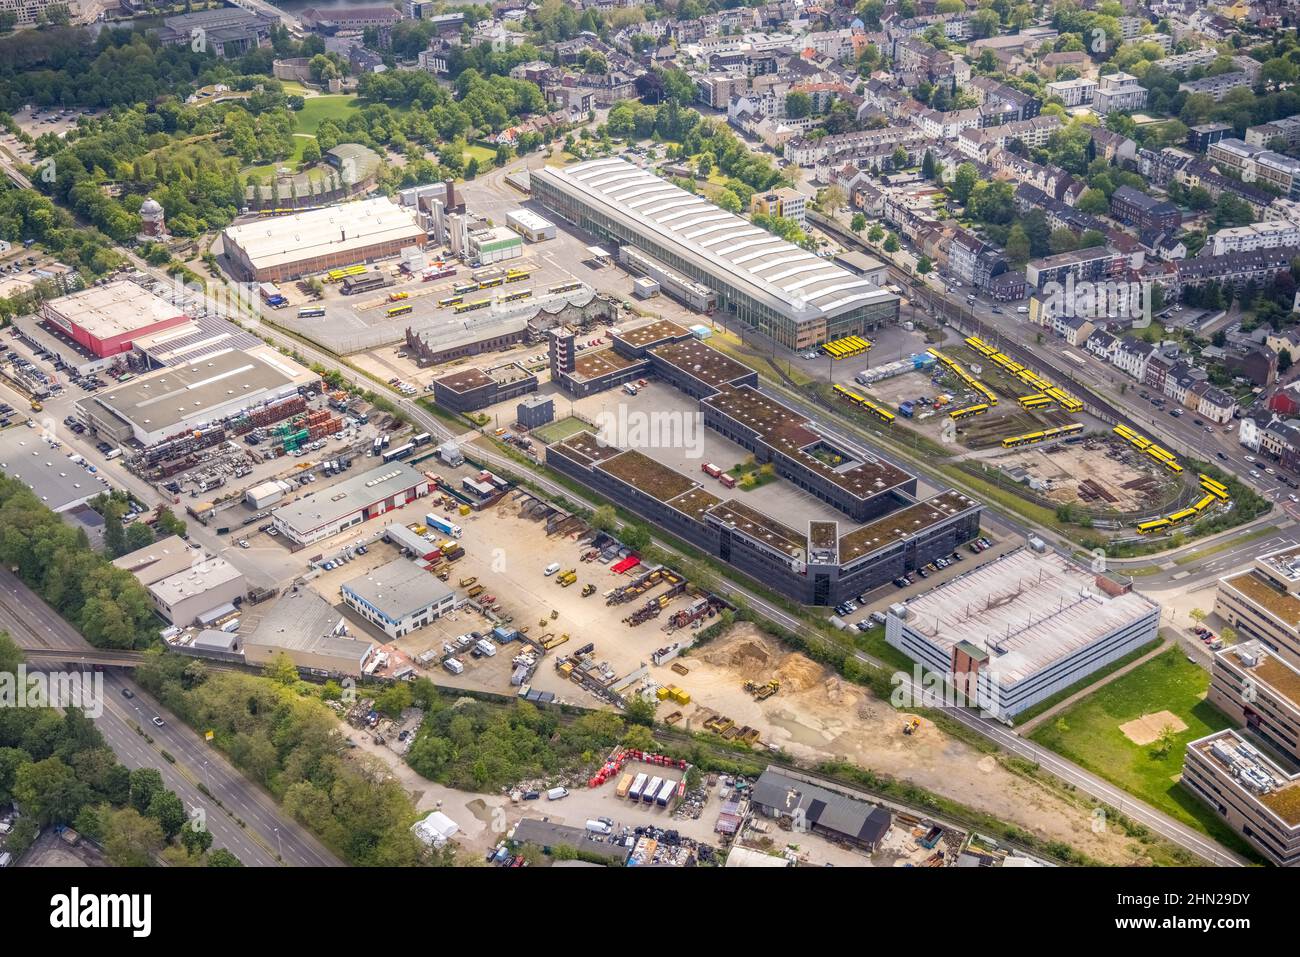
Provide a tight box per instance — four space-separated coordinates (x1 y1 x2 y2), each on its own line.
547 786 569 801
544 562 561 576
0 851 11 868
443 657 464 675
1016 306 1028 314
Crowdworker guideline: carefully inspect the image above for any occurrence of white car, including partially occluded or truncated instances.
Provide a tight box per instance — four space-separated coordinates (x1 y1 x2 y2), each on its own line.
238 539 250 548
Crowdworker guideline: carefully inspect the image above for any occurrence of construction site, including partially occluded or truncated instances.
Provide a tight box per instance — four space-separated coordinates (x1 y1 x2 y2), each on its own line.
990 431 1185 515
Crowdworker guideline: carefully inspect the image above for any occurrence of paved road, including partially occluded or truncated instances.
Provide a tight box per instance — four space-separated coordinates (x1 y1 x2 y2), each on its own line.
107 194 1247 865
0 568 340 867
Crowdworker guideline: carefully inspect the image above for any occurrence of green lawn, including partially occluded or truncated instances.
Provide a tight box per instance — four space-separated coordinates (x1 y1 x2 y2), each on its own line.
1029 646 1251 856
852 624 913 671
464 143 497 166
293 95 361 135
530 415 591 445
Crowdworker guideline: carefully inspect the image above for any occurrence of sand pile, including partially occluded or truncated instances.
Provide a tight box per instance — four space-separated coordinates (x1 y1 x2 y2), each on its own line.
776 653 824 692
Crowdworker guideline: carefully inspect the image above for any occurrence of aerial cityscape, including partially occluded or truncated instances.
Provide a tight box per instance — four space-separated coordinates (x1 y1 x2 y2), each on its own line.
0 0 1295 918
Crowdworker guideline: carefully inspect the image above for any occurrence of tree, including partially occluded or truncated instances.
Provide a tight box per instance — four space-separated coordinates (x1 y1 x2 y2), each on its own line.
1188 608 1206 625
103 806 164 868
1076 188 1109 214
128 767 165 815
952 163 979 205
916 256 932 274
207 848 244 867
124 523 154 552
147 789 187 842
1282 349 1294 374
891 145 908 169
590 505 617 532
867 224 885 244
850 212 866 233
922 149 936 180
102 501 127 558
300 140 322 166
883 233 899 253
1005 224 1031 267
263 652 299 687
13 757 87 825
784 91 812 119
623 695 657 727
180 820 214 857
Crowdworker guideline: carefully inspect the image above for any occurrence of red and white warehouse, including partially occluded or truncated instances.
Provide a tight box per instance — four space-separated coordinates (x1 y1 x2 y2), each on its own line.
41 281 189 359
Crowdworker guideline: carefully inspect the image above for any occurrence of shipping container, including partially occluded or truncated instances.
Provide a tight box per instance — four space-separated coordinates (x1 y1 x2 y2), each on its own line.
615 773 634 798
656 778 676 807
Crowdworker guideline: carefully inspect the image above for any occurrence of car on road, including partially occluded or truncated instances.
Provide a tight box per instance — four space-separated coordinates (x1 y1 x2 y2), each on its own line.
238 539 250 548
121 688 134 699
151 716 165 727
1216 452 1228 461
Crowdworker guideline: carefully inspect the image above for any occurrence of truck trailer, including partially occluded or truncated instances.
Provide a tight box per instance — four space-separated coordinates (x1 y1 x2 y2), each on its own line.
628 773 648 801
643 776 662 804
425 513 463 538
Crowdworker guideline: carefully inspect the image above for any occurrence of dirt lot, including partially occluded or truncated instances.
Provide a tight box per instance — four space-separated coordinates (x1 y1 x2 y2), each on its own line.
995 437 1180 512
663 624 1172 865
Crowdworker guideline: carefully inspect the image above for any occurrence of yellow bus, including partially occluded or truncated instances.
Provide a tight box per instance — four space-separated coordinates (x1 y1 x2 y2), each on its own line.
1201 484 1229 501
1165 460 1185 474
1198 474 1229 495
454 299 492 314
386 304 414 318
453 282 478 296
437 295 464 308
478 276 504 289
505 270 531 283
965 336 996 356
1002 430 1047 448
1019 395 1052 410
860 399 895 424
1167 507 1197 524
1193 494 1216 512
950 404 990 420
1137 518 1172 535
549 281 583 294
388 291 409 302
501 288 532 303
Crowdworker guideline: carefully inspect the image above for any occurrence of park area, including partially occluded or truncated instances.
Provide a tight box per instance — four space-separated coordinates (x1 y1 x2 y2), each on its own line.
1028 646 1248 856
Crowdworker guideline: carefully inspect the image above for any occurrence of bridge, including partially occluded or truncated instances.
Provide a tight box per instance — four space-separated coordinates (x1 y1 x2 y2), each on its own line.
228 0 304 37
18 648 147 668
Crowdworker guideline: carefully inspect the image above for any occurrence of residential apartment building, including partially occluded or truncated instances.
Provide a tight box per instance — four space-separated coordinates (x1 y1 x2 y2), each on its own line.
1045 77 1097 108
1110 185 1181 233
1247 114 1300 150
750 187 807 227
1025 245 1127 291
1209 220 1300 256
1179 72 1252 102
1093 72 1148 115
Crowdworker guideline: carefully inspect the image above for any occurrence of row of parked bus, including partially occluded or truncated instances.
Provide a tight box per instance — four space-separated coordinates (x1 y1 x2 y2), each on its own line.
1001 423 1084 448
965 335 1084 413
928 349 998 407
833 383 896 425
950 403 990 421
1112 424 1184 474
325 264 368 283
822 335 872 360
1136 476 1229 535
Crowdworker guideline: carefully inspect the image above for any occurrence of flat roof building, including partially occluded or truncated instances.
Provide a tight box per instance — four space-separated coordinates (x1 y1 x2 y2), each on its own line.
40 281 189 359
1214 545 1300 667
113 535 199 586
244 585 374 675
75 345 316 447
271 462 430 547
0 430 111 513
506 208 557 242
222 198 426 282
1210 640 1300 764
887 547 1160 722
341 558 456 639
749 767 892 851
532 158 899 350
147 557 246 626
1182 728 1300 866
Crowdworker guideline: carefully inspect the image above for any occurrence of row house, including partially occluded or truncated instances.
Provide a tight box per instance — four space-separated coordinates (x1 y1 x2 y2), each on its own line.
1175 246 1300 299
1209 138 1300 199
992 151 1081 205
1026 245 1130 291
1013 184 1109 237
1176 161 1277 217
1085 329 1118 361
1194 382 1238 423
1052 314 1096 347
1136 146 1197 187
955 115 1062 159
1113 336 1156 381
1090 127 1139 165
785 124 926 167
885 12 974 44
814 141 922 182
1260 418 1300 470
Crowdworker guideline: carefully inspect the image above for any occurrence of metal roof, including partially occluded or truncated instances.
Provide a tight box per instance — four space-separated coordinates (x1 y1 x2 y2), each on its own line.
534 158 897 324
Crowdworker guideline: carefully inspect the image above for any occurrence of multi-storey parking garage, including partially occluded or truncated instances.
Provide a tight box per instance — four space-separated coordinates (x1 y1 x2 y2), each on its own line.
531 158 900 350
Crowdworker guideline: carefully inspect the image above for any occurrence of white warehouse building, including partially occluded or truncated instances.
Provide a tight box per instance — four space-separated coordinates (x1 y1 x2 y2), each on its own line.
506 208 557 242
885 548 1160 722
341 558 456 638
271 462 429 547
